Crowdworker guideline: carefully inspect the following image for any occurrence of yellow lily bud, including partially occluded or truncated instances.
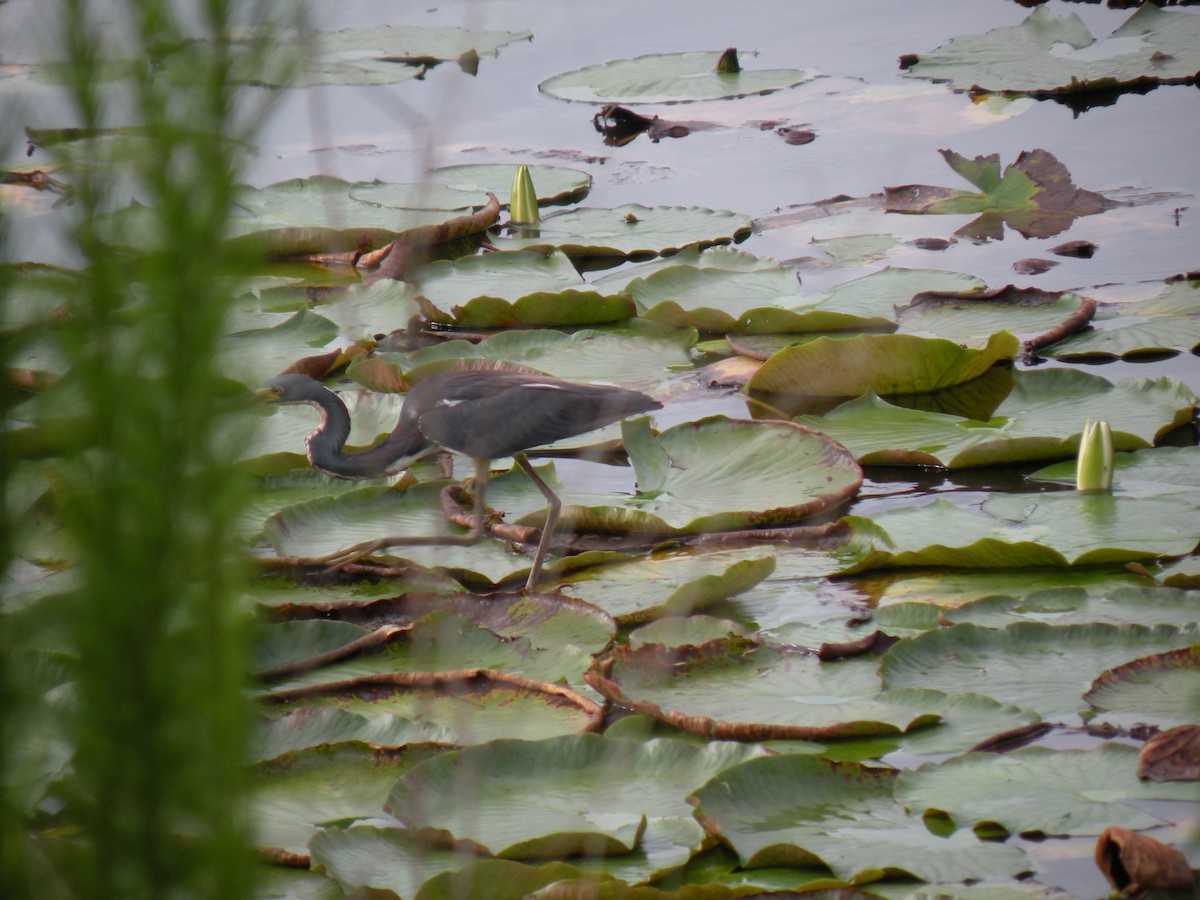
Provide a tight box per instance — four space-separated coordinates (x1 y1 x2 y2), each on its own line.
509 164 539 227
1076 419 1113 492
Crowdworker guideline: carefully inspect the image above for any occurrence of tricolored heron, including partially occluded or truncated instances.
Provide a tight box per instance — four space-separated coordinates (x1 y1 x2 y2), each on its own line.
257 369 661 590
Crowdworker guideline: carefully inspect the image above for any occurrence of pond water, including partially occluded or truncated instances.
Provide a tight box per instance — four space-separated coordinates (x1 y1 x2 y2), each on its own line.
5 1 1199 897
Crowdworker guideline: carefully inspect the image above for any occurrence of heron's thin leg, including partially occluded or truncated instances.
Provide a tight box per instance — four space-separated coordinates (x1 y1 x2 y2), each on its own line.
513 452 561 592
316 457 491 570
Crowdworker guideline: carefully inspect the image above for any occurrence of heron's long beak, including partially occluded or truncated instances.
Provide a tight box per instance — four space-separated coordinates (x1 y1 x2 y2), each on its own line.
255 386 280 403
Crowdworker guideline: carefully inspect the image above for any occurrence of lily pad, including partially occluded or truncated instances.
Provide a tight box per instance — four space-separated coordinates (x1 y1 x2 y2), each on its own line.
263 670 603 745
1046 280 1200 359
263 612 596 695
291 24 532 87
748 331 1018 405
219 175 494 256
413 249 636 327
608 416 862 534
895 744 1183 837
691 754 1032 882
941 585 1200 632
905 5 1200 97
880 622 1200 721
588 639 940 740
253 742 429 858
495 204 752 260
367 325 695 391
559 549 776 625
386 734 765 857
539 51 814 104
252 707 454 762
1084 646 1200 731
796 370 1197 469
896 287 1094 349
840 493 1200 574
431 163 592 208
309 825 482 899
218 309 338 386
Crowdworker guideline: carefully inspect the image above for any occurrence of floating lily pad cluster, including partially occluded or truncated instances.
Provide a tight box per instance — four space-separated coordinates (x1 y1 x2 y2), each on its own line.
5 4 1200 899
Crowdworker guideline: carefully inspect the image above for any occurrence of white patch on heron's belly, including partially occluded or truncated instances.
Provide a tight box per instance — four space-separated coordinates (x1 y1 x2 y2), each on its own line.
526 383 568 390
437 398 465 407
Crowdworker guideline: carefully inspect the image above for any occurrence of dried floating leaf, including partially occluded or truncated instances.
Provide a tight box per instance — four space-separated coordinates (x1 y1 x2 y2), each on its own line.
1051 239 1097 258
1013 258 1058 275
1095 827 1194 894
817 630 897 661
1138 724 1200 782
360 193 500 283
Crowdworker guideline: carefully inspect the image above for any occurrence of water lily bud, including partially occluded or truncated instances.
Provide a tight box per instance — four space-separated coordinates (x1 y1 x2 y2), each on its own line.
509 164 539 226
1076 419 1113 492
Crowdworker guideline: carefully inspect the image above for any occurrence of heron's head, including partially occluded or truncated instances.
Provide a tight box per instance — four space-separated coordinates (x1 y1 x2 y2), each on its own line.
255 373 321 405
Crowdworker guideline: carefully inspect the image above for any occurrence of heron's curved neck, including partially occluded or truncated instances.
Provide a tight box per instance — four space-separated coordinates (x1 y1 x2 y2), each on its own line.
303 390 431 479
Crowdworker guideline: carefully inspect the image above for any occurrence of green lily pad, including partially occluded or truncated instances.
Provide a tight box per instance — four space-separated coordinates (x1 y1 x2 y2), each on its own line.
254 742 435 858
691 754 1032 882
386 734 765 857
940 585 1200 632
880 622 1200 721
218 308 338 386
309 280 424 341
796 370 1197 469
879 689 1040 761
896 287 1093 348
840 493 1200 574
589 639 940 740
748 331 1018 404
291 24 532 86
268 589 615 655
560 549 776 625
600 416 862 534
1046 280 1200 359
1084 646 1200 731
263 669 603 745
895 744 1183 836
368 325 695 390
310 825 483 898
219 175 492 256
431 163 592 207
255 620 373 675
494 204 752 260
252 707 454 762
905 5 1200 96
539 50 814 104
795 265 983 326
413 249 635 327
884 149 1114 241
627 615 756 649
264 612 596 695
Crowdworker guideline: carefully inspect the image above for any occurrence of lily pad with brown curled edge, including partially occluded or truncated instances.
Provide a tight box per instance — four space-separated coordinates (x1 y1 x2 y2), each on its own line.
896 285 1095 352
253 742 442 861
539 50 815 104
386 734 766 858
1083 646 1200 733
904 4 1200 98
884 149 1117 241
308 825 483 899
431 163 592 208
586 638 941 741
691 754 1032 882
251 706 454 762
492 204 753 261
880 622 1200 722
1045 279 1200 360
261 612 597 696
215 175 498 257
265 588 616 655
261 670 603 745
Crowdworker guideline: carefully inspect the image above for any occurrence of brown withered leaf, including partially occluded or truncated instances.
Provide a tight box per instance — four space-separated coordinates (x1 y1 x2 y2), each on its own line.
1095 827 1195 894
1138 724 1200 783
